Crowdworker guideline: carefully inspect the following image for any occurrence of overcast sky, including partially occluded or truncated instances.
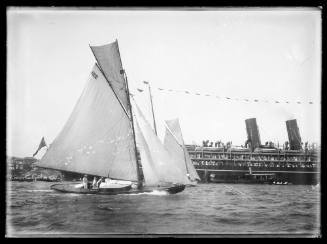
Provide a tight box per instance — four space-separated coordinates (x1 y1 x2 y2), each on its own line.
7 7 321 158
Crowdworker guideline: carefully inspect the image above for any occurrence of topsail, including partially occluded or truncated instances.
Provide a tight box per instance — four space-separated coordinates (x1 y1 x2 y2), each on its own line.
90 41 130 115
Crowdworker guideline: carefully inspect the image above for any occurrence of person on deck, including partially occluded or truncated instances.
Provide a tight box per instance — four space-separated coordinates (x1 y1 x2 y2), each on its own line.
82 175 88 189
97 177 104 188
92 177 97 189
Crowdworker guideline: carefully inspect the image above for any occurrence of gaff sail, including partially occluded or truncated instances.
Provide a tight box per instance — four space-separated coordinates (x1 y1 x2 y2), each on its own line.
90 41 130 115
132 99 190 186
36 64 138 181
164 119 200 181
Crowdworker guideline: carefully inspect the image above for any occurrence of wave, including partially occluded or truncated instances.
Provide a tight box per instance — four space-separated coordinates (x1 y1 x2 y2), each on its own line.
288 212 313 218
97 204 118 211
21 190 53 193
224 191 238 196
9 199 39 208
123 190 169 196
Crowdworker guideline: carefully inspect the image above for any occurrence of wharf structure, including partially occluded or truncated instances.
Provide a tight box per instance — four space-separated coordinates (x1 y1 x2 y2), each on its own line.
186 119 320 185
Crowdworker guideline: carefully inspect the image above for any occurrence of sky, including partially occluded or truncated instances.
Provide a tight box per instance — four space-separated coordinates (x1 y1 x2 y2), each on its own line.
7 7 321 158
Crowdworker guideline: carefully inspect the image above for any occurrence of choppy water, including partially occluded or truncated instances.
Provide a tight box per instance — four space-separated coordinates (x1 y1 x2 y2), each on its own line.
6 181 320 237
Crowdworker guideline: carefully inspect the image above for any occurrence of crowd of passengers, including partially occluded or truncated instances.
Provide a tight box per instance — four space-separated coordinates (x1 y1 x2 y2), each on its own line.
193 160 317 169
199 140 318 151
193 154 316 161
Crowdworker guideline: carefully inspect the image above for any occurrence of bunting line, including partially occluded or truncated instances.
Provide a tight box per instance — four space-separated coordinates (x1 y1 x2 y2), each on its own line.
135 87 319 105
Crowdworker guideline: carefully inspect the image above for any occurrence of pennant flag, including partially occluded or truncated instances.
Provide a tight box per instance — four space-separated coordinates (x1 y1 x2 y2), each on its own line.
154 86 315 105
137 88 144 92
143 81 149 84
33 137 47 157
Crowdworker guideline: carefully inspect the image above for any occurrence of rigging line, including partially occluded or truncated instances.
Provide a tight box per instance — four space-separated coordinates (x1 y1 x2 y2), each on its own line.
147 82 158 136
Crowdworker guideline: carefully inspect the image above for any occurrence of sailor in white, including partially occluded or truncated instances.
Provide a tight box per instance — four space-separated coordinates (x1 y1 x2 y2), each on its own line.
82 175 88 189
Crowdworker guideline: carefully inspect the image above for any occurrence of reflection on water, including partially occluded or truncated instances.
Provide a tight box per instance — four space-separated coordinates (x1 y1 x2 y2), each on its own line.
6 181 320 236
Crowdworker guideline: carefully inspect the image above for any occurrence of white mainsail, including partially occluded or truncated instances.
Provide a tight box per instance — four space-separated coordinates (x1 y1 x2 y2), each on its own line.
132 100 190 186
164 119 200 181
36 64 138 181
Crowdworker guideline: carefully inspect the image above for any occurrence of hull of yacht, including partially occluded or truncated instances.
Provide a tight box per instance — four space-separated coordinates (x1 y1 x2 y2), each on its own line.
50 183 185 195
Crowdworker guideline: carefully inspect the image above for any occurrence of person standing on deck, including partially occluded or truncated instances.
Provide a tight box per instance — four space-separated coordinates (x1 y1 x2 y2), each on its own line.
82 175 88 189
97 177 104 188
92 177 97 189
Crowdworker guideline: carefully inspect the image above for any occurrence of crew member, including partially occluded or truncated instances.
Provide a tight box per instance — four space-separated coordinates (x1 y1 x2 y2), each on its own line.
82 175 88 189
92 176 97 189
97 177 104 188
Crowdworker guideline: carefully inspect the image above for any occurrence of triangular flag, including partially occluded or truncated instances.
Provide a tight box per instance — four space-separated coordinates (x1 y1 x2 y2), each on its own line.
33 137 47 157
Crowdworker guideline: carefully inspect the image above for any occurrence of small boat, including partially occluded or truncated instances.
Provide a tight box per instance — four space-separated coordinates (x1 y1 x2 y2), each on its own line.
35 40 187 195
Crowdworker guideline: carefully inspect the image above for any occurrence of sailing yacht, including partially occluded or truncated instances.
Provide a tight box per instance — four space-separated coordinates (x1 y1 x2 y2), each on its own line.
164 119 201 186
141 82 200 186
35 40 187 195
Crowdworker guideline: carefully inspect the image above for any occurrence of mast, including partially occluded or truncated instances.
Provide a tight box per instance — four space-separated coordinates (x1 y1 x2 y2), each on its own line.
115 39 143 188
144 81 158 135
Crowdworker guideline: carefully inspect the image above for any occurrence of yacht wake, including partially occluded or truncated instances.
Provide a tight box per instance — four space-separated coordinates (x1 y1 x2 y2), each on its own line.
124 190 169 196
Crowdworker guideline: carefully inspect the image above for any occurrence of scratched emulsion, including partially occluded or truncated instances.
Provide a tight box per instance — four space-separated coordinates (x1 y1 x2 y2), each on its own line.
6 181 320 236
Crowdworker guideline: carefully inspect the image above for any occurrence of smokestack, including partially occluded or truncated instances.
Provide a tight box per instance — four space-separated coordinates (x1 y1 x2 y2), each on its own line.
245 118 261 151
286 119 302 150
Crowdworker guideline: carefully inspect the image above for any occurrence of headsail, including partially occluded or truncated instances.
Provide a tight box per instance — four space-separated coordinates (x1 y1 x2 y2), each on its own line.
132 99 190 186
90 41 130 115
36 64 138 181
164 119 200 181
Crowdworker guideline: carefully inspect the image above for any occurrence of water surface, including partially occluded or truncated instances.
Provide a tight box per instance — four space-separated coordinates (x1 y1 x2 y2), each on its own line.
6 181 320 236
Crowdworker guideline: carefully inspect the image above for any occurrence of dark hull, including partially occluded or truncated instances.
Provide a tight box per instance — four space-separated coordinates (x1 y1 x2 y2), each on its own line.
202 170 319 185
210 178 271 184
50 183 185 195
11 178 34 182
